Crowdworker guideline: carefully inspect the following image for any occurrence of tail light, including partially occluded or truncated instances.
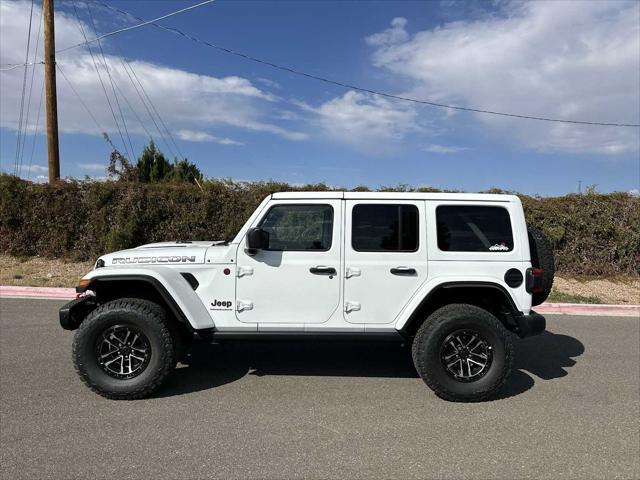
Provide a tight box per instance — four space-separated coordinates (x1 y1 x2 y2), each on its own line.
526 268 544 293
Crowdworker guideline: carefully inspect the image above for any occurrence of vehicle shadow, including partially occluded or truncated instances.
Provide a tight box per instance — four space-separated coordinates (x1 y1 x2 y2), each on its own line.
497 331 585 399
155 330 585 400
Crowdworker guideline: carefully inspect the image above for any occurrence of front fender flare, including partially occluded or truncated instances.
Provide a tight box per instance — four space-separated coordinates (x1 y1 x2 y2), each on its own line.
80 267 214 330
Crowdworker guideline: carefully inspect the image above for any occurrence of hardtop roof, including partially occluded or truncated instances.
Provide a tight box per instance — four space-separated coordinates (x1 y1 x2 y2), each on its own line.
271 191 519 203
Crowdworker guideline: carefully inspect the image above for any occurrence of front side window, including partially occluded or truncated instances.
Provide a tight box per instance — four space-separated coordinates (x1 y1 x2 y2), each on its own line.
436 205 514 252
352 204 419 252
258 204 333 251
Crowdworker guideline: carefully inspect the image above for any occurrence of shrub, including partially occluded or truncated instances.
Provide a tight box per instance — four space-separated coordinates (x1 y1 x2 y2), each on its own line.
0 174 637 276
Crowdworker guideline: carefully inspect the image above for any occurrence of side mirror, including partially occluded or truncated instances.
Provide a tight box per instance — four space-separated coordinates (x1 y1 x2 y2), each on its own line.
246 227 269 252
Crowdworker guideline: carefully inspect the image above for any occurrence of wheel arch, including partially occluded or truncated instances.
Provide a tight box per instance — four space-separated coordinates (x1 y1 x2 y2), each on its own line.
84 276 189 326
397 281 522 337
78 268 214 331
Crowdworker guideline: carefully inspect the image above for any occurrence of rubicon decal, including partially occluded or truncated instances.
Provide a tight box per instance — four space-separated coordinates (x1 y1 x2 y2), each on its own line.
112 256 196 264
210 299 233 311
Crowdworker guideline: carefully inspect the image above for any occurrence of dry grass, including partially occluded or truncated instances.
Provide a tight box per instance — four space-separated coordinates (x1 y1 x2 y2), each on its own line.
550 276 640 305
1 255 638 304
0 255 93 288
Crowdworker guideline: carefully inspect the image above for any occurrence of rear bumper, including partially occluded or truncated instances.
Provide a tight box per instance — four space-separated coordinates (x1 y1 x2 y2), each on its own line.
514 311 546 338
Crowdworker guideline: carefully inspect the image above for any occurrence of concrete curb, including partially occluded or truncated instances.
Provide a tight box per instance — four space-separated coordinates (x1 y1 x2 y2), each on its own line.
1 285 638 317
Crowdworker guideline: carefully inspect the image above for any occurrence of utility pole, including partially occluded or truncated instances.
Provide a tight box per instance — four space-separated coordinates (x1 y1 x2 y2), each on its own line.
43 0 60 182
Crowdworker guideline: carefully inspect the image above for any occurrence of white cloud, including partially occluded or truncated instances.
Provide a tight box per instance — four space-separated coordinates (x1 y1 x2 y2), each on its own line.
365 17 409 47
256 78 282 90
0 1 304 146
301 91 420 153
424 144 469 154
77 162 106 170
23 164 48 173
366 2 640 155
175 129 244 145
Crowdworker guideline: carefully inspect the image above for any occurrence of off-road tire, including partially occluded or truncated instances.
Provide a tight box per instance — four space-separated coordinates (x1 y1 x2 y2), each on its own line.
412 304 513 402
528 227 555 306
72 298 176 400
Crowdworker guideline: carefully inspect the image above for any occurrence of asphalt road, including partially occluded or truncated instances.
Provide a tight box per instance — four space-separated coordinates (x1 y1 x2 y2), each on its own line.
0 298 638 480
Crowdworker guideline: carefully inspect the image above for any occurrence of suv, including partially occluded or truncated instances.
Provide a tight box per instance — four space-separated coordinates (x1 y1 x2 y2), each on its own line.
60 192 554 402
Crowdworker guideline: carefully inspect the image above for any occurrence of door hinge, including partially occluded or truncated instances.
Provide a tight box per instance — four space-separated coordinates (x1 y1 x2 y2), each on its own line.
236 266 254 278
236 300 254 312
345 301 361 313
345 267 361 279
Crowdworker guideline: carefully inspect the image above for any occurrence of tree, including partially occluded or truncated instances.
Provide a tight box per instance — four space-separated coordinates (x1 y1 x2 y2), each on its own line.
134 141 203 184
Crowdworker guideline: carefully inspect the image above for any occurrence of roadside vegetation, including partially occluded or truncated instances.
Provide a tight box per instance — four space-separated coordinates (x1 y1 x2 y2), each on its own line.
1 143 638 301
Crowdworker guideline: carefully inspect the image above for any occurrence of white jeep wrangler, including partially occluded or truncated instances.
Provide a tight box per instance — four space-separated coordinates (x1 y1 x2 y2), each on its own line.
60 192 554 402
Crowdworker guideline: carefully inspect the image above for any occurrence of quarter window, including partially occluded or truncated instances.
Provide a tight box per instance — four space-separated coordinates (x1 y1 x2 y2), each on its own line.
352 204 419 252
436 205 514 252
258 204 333 251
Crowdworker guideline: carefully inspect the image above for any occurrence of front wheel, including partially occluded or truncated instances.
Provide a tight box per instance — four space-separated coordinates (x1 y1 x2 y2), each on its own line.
72 298 177 400
412 304 513 402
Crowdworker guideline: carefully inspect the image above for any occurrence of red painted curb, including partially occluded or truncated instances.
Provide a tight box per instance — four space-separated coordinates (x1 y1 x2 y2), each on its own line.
535 303 639 317
0 286 638 317
0 286 75 299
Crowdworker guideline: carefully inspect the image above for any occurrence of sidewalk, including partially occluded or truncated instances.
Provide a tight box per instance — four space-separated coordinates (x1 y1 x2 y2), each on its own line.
1 285 638 317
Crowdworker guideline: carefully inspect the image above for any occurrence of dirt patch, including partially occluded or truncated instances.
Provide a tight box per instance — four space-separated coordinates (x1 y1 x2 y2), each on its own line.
1 255 639 304
0 255 93 288
550 276 640 304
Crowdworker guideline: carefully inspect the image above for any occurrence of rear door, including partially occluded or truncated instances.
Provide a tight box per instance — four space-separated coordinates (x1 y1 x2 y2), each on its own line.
343 200 427 324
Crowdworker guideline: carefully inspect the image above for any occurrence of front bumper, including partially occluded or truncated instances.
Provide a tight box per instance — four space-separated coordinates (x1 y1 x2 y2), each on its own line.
514 311 546 338
59 295 96 330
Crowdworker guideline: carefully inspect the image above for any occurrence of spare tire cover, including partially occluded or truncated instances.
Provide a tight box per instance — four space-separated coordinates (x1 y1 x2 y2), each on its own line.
527 227 555 306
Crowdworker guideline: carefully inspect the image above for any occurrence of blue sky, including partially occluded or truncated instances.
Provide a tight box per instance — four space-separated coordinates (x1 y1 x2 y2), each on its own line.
1 0 639 195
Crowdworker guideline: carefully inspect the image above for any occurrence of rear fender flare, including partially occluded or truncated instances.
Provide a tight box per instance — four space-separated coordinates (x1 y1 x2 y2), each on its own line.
394 278 522 332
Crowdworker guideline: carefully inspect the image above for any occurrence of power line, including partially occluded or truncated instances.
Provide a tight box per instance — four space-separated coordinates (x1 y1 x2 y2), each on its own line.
124 58 185 160
15 0 35 176
19 2 44 177
27 83 45 180
117 56 176 158
71 0 130 159
56 0 215 54
84 1 136 159
56 63 105 134
95 1 640 129
4 0 637 128
0 61 44 72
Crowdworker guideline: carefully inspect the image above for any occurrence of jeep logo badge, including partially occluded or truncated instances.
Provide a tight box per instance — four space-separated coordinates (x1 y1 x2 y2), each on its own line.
210 299 232 311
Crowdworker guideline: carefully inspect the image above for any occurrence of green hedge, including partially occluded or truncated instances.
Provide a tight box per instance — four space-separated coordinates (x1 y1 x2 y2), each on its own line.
1 174 638 276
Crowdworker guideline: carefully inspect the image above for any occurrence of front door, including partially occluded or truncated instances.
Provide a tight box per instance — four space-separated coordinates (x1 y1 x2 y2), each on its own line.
343 200 428 324
235 200 342 324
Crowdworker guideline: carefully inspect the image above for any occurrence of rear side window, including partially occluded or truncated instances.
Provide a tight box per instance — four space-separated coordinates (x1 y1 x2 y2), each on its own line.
352 204 419 252
259 204 333 251
436 205 513 252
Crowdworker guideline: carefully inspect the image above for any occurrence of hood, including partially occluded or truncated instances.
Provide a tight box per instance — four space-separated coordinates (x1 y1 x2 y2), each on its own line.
98 241 232 267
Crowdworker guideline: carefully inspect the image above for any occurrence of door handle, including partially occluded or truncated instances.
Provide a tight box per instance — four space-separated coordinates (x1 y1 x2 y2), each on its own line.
390 266 417 276
309 266 337 275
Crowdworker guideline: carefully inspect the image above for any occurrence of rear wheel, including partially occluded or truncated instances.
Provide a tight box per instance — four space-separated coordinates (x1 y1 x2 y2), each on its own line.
72 298 176 400
412 304 513 402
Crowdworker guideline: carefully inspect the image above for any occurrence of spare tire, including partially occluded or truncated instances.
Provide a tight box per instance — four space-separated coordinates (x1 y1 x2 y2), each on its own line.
528 228 555 306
